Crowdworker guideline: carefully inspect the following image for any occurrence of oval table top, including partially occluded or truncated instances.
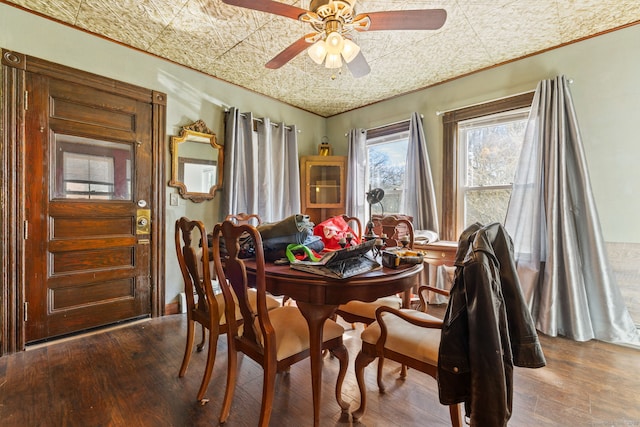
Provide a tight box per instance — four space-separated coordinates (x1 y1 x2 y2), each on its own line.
244 260 423 306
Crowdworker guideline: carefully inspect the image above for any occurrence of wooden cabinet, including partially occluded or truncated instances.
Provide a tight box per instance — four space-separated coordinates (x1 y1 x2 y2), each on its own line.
300 155 347 224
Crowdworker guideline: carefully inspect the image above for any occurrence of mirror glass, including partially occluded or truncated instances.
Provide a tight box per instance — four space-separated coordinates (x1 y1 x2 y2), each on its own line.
169 121 223 202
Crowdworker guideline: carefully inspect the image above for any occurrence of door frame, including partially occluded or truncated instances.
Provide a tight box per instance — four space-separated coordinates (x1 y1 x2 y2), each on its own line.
0 49 167 355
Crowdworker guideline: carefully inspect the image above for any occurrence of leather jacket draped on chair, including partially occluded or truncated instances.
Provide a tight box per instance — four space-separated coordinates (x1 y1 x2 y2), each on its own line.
438 222 546 427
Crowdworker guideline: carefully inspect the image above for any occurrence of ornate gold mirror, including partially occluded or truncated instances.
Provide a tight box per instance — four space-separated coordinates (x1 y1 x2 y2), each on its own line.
169 120 223 202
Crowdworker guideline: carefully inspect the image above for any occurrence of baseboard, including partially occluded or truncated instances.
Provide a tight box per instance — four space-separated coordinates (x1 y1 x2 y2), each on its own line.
165 301 180 315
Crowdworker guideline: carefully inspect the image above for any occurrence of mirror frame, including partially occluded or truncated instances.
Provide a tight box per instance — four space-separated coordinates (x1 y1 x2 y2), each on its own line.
169 120 223 203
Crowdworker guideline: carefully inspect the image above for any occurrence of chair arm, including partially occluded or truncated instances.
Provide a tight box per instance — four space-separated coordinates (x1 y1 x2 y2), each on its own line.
418 285 450 297
417 285 450 312
374 306 443 330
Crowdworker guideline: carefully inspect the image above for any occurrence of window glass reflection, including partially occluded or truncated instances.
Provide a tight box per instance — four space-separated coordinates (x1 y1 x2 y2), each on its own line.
52 134 132 200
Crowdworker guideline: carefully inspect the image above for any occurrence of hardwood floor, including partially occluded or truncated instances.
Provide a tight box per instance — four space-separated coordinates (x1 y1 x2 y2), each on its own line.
1 312 639 426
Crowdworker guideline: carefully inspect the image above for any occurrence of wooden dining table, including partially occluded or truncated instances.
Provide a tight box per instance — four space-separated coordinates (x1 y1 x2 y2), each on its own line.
244 260 423 426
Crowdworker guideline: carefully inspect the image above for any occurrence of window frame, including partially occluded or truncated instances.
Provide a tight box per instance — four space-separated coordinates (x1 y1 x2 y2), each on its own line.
442 92 534 241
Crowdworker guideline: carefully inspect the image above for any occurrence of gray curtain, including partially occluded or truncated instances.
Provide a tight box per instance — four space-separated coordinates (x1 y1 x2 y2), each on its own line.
223 107 300 223
504 76 638 344
346 128 367 221
223 108 258 216
402 112 439 233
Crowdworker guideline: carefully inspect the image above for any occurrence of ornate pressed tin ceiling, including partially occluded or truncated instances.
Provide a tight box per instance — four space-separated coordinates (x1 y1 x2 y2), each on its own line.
4 0 640 117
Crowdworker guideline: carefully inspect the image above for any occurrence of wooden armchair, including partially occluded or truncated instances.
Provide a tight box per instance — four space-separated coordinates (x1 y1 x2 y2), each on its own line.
211 220 350 426
175 217 279 403
352 285 462 426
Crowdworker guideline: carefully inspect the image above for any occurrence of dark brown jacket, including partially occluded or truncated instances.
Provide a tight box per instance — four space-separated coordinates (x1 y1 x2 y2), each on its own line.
438 222 546 426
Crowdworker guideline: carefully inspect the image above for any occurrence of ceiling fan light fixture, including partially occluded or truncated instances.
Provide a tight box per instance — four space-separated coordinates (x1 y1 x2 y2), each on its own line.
341 38 360 63
308 40 327 64
325 31 344 55
325 52 343 69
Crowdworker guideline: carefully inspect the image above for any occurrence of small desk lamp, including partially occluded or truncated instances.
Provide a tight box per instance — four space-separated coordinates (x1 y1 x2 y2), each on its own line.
364 188 385 240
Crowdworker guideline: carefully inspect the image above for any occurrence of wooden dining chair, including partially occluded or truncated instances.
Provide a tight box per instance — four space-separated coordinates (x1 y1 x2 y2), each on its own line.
341 214 362 241
175 217 279 403
335 214 416 327
224 212 262 226
352 285 463 426
211 220 350 427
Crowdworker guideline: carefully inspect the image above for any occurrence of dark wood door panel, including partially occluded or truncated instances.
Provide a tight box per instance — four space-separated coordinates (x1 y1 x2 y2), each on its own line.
49 117 137 142
53 217 135 238
51 246 135 274
50 278 137 311
49 237 137 252
49 201 135 216
50 202 138 240
51 98 136 132
49 78 138 129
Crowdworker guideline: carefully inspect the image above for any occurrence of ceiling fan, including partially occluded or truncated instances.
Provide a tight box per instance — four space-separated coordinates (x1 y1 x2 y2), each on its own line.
221 0 447 78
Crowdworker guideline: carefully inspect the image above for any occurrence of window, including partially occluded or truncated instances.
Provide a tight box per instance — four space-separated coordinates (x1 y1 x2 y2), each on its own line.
365 121 410 217
442 93 534 240
457 108 529 231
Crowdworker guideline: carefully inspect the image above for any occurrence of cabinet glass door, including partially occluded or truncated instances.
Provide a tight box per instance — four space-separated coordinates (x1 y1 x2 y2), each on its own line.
308 164 342 206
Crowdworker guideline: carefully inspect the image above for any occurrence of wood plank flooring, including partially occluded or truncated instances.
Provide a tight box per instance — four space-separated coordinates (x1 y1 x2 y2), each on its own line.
1 312 639 426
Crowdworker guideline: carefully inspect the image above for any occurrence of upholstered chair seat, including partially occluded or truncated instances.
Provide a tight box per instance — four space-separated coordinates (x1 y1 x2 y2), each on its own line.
360 309 442 365
254 305 345 361
337 295 402 320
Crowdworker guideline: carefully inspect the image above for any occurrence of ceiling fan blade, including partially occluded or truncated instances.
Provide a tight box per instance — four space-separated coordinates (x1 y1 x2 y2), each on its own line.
362 9 447 31
221 0 307 20
347 51 370 78
265 35 310 69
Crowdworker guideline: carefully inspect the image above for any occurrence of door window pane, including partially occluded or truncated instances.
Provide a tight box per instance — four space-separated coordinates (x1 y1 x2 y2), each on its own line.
52 134 133 200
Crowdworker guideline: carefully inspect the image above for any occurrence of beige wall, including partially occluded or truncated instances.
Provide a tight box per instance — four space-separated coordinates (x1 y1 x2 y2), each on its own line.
2 4 638 313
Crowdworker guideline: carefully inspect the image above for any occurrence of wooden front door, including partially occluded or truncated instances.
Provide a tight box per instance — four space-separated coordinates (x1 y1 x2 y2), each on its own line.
23 71 155 343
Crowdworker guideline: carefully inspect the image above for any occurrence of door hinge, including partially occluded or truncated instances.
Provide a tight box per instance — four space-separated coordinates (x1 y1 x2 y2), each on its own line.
24 90 28 110
24 220 28 240
24 302 28 322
